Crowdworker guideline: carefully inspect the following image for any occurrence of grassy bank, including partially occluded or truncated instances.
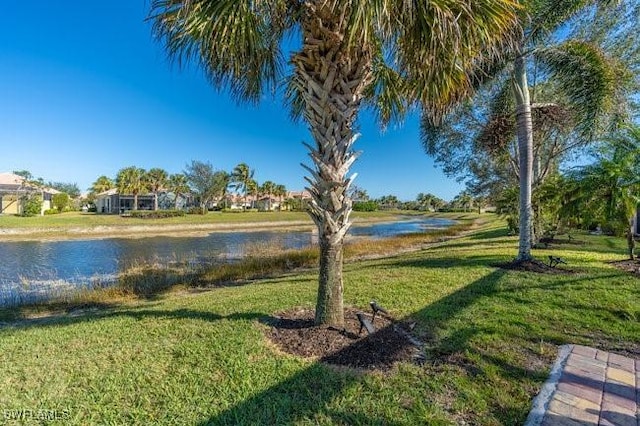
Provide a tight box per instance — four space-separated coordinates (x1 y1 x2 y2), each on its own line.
0 218 638 424
0 210 411 230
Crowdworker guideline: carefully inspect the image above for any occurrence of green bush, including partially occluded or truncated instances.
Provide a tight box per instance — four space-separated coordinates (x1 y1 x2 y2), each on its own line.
353 201 378 212
128 210 186 219
44 209 60 215
21 194 42 217
187 206 206 215
52 193 70 212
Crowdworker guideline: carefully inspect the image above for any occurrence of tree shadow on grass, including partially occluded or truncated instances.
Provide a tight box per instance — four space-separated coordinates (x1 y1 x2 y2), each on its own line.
201 268 525 425
0 307 267 331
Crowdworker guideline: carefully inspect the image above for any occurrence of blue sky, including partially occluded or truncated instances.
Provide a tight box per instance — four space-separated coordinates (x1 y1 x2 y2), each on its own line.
0 1 464 201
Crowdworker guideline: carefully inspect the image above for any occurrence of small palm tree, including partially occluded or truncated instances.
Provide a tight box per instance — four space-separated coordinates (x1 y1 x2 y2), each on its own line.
231 163 254 211
145 168 168 211
150 0 519 325
260 180 277 210
116 167 147 211
573 126 640 259
90 176 114 194
167 173 190 210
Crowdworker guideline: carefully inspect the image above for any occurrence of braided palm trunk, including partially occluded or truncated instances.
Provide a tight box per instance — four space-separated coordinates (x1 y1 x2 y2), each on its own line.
292 1 373 326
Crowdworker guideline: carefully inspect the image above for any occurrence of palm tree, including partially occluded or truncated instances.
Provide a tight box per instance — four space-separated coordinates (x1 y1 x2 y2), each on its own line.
149 0 519 326
260 180 277 211
90 175 114 194
167 173 190 210
423 1 632 262
274 184 287 211
571 126 640 259
145 168 168 211
231 163 254 211
116 167 147 211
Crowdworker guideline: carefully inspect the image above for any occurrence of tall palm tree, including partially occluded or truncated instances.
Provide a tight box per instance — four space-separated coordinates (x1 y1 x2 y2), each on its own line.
145 168 169 211
90 175 114 194
150 0 519 326
260 180 277 210
423 0 632 262
274 184 287 210
116 167 147 211
231 163 254 211
167 173 190 210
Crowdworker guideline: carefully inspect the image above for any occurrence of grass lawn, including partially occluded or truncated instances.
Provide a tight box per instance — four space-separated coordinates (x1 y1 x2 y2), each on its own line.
0 219 637 425
0 210 411 230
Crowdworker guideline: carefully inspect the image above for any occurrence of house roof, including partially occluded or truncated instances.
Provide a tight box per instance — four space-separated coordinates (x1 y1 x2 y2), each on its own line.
0 172 25 187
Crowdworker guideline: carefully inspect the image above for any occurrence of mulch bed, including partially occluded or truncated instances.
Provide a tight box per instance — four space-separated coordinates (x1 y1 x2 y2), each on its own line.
494 259 576 274
265 307 423 371
609 259 640 278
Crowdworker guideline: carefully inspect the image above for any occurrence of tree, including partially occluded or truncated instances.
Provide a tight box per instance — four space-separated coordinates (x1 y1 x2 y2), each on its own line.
47 182 81 198
52 193 70 212
274 184 287 210
116 167 147 211
13 170 33 181
145 168 169 211
90 176 115 194
167 173 190 210
423 0 635 261
570 126 640 259
150 0 519 326
260 180 277 211
231 163 255 211
184 161 227 214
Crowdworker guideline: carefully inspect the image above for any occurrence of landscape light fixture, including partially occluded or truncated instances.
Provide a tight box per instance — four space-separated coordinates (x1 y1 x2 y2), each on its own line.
369 300 388 323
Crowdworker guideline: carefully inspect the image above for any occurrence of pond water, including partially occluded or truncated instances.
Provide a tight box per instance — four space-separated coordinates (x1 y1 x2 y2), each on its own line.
0 217 454 306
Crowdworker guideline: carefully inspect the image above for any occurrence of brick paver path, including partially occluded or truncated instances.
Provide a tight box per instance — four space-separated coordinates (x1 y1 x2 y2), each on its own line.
526 345 639 426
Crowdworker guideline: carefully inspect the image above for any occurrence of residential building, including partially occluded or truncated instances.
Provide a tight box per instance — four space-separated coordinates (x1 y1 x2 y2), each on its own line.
0 172 59 215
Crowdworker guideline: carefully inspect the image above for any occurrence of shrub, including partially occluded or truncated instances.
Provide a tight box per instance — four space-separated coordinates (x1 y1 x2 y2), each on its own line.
128 210 186 219
44 209 59 215
353 201 378 212
52 193 70 212
21 194 42 217
187 206 206 215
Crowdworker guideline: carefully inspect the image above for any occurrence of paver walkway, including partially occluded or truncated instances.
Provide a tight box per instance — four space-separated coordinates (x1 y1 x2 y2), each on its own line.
526 345 639 426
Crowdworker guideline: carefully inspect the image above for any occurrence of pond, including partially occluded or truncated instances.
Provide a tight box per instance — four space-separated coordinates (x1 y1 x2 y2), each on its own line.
0 217 455 306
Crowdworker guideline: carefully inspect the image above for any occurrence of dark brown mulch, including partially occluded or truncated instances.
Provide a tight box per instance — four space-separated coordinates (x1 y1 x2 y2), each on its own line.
609 259 640 278
494 259 576 274
264 307 422 371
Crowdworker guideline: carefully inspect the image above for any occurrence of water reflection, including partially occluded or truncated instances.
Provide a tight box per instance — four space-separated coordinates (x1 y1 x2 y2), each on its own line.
0 217 453 305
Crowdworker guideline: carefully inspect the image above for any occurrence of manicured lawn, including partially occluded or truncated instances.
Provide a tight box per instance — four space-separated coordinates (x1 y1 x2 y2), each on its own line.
0 220 637 425
0 210 414 229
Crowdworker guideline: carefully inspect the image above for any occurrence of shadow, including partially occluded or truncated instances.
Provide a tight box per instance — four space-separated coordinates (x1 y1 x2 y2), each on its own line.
203 268 512 424
467 227 510 240
0 307 266 331
201 364 400 425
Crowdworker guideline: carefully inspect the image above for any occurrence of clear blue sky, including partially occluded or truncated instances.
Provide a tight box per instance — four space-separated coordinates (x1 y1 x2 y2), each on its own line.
0 1 463 201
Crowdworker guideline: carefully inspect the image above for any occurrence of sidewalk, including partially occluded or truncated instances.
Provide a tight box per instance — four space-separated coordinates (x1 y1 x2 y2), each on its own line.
526 345 638 426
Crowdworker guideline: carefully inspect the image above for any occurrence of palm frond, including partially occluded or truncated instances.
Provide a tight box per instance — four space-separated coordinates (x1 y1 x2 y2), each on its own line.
535 39 632 139
149 0 293 103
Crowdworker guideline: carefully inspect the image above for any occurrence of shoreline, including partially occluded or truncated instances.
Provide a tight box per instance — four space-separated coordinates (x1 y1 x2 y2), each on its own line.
0 215 422 242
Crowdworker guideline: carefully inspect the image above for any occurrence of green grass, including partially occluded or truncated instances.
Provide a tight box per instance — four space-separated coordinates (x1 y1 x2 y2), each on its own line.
0 210 414 230
0 219 638 425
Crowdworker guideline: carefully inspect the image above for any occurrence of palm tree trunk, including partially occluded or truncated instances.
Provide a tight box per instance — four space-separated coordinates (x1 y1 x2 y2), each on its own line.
512 54 534 261
133 194 138 211
154 193 159 211
293 1 373 326
627 218 635 260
